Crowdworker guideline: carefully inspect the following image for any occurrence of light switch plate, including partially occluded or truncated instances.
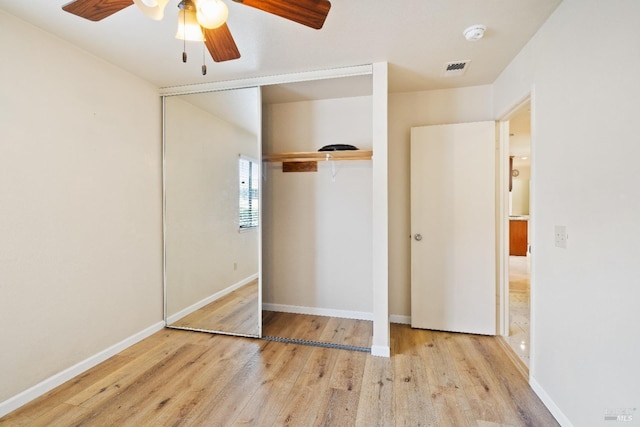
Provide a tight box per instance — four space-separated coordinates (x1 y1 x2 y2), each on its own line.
555 225 567 248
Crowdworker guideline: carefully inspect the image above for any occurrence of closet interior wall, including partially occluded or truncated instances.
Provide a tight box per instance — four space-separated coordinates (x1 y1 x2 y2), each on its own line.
261 91 374 325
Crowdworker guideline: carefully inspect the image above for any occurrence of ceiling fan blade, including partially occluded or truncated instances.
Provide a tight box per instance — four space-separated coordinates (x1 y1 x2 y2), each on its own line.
203 24 241 62
62 0 133 21
235 0 331 30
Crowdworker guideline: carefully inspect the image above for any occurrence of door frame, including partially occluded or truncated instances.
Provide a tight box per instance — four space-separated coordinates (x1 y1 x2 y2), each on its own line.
498 92 533 337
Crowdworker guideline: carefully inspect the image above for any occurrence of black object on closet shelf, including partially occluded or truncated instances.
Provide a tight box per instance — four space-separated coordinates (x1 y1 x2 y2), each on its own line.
318 144 358 151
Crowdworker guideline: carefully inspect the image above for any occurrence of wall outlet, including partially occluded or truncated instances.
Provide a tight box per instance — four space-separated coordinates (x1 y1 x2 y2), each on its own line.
554 225 567 248
233 262 237 271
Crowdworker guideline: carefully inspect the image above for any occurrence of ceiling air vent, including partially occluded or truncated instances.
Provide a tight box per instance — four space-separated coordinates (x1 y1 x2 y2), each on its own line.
443 60 471 77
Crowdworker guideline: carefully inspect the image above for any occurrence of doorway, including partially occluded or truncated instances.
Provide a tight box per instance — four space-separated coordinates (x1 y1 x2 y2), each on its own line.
502 99 532 369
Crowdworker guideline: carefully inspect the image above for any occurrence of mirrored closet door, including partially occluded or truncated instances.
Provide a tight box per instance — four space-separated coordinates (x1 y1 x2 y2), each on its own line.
163 87 261 337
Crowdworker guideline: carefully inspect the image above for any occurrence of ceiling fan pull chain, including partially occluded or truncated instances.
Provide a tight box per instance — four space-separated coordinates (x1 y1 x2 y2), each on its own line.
201 44 207 75
182 8 187 63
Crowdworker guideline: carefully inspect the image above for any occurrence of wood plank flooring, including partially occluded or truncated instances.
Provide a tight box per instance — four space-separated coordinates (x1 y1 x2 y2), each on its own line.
0 320 558 426
262 311 373 349
169 280 259 336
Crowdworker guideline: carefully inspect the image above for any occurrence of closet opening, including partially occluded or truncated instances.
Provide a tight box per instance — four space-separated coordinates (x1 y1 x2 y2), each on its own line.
260 75 375 350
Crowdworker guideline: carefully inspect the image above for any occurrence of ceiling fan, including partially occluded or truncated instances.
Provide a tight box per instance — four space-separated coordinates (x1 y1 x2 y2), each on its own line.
61 0 331 67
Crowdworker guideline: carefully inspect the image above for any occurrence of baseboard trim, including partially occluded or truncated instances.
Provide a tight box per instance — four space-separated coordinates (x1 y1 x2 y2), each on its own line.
390 314 411 324
262 303 373 321
496 336 529 380
167 274 258 324
0 321 165 418
530 376 573 427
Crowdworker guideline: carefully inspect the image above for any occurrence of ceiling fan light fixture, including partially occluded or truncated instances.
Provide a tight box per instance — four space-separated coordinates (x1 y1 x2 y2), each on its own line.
196 0 229 29
176 7 205 41
133 0 169 20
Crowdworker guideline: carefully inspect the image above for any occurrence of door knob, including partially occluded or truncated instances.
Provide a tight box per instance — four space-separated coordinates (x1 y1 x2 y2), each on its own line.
414 233 423 241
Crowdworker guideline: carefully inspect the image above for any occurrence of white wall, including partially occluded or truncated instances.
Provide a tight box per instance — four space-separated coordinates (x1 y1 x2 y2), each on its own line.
511 157 531 216
262 96 373 315
164 96 259 316
510 176 530 216
494 1 640 425
0 11 162 405
388 86 494 318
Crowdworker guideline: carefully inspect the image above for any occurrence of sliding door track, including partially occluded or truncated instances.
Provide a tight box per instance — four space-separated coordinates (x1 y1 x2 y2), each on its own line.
261 336 370 353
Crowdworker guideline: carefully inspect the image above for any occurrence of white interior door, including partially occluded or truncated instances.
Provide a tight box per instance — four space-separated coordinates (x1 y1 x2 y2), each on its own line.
410 121 496 335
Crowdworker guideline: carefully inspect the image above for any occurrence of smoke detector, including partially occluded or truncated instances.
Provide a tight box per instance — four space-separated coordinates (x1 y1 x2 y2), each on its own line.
463 25 486 41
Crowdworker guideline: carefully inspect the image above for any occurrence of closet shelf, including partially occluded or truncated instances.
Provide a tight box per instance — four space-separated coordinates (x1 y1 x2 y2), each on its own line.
263 149 373 163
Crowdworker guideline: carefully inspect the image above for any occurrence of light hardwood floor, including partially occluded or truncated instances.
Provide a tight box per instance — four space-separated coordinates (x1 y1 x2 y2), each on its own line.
169 280 260 336
262 311 373 349
0 321 558 426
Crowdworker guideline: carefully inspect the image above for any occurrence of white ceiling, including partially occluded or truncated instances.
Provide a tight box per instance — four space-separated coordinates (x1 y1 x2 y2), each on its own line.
0 0 562 93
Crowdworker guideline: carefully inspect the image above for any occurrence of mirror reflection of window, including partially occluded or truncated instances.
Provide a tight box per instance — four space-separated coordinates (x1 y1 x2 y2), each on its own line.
239 156 259 230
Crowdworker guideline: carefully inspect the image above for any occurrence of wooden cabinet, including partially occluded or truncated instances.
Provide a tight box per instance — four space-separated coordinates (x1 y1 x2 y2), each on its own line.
509 220 528 256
